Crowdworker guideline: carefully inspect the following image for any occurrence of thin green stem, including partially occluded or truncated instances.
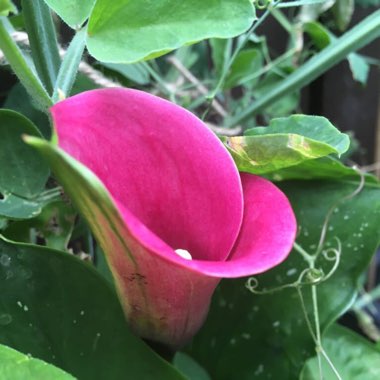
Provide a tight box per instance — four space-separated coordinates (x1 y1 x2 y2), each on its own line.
202 2 280 120
297 286 317 342
237 47 297 86
320 348 343 380
226 9 380 127
52 28 87 102
311 284 323 379
293 242 315 263
0 17 52 110
354 285 380 310
141 62 175 101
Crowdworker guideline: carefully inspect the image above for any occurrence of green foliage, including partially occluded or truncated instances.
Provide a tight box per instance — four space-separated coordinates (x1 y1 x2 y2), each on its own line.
0 238 185 380
3 200 76 250
43 0 96 28
0 194 43 220
301 324 380 379
100 62 150 85
86 0 255 63
173 353 211 380
187 177 380 379
0 344 75 380
45 0 255 64
246 115 350 155
251 70 300 117
224 48 263 89
225 115 349 175
0 110 49 198
0 19 52 110
22 0 60 94
52 28 87 101
0 0 16 16
1 1 380 378
304 21 370 85
333 0 355 31
226 9 380 126
348 53 370 84
4 84 51 138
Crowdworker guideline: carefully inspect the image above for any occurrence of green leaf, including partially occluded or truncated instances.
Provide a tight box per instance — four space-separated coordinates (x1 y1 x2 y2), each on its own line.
251 70 299 117
225 115 350 175
300 324 380 379
0 193 43 220
304 21 370 85
348 53 370 85
99 62 150 85
333 0 355 31
4 83 51 139
53 28 87 102
304 21 331 49
0 344 75 379
187 178 380 379
226 9 380 126
264 156 362 181
245 115 350 155
3 200 76 249
0 238 186 380
86 0 255 63
0 18 52 111
224 48 263 89
210 38 230 78
0 110 49 198
0 0 16 16
43 0 96 28
173 353 211 380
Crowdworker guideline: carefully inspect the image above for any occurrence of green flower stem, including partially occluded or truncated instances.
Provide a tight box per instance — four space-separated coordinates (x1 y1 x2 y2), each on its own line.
22 0 61 94
226 9 380 127
0 17 52 110
52 28 87 103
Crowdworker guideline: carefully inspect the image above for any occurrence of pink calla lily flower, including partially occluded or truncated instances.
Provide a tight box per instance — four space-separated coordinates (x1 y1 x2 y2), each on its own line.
51 88 296 347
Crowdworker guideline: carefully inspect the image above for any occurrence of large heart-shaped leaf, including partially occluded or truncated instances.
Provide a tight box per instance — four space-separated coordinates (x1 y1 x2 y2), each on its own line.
86 0 255 63
0 110 49 198
44 0 255 63
186 178 380 379
301 324 380 379
0 344 75 380
0 238 185 380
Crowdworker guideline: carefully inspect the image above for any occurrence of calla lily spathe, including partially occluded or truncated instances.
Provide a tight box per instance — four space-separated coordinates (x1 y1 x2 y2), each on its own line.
51 88 296 347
